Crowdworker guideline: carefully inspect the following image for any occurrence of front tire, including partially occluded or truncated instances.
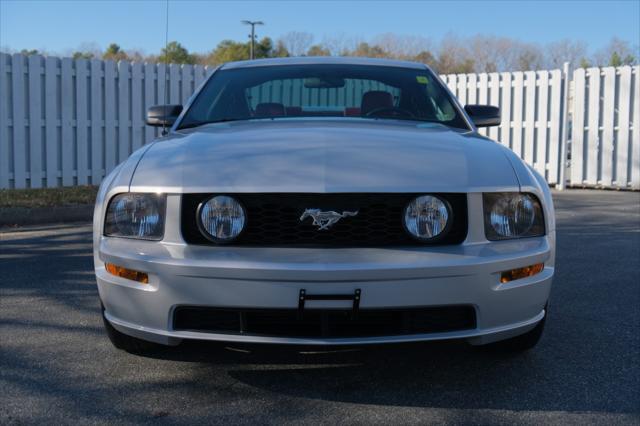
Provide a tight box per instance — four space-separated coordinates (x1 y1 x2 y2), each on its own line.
102 308 160 354
488 315 546 353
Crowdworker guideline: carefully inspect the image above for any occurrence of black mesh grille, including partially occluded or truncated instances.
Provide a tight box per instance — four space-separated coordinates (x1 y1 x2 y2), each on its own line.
173 305 476 338
181 193 467 247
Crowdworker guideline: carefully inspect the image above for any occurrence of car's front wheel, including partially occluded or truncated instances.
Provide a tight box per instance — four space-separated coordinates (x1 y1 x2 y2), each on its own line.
101 308 160 354
487 314 546 353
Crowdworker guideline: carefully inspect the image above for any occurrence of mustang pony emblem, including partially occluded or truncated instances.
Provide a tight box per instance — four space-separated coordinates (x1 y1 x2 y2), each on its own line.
300 209 359 230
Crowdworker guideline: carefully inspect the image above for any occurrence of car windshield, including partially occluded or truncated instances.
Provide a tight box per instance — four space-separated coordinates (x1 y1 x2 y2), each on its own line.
178 64 469 130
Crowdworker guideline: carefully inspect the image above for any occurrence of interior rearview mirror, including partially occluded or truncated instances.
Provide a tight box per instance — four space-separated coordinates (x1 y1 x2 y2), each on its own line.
464 105 501 127
304 77 346 89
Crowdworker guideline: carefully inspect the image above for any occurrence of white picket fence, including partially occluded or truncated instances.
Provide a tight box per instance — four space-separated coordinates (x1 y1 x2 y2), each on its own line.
441 69 568 186
0 53 213 188
570 67 640 189
0 52 638 190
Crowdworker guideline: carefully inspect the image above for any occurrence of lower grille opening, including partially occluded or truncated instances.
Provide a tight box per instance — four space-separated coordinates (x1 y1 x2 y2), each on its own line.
173 305 476 338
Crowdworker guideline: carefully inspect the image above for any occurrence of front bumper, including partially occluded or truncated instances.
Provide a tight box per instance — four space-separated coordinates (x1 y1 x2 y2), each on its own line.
96 235 554 346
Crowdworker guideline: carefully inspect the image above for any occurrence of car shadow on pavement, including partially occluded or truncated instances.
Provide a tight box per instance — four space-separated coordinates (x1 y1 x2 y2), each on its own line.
132 334 636 415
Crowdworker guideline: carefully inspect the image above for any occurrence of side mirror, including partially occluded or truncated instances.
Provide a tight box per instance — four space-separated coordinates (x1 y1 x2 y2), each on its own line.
464 105 501 127
146 105 183 127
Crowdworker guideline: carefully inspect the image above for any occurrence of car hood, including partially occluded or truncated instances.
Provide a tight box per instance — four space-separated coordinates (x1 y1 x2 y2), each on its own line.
129 119 520 193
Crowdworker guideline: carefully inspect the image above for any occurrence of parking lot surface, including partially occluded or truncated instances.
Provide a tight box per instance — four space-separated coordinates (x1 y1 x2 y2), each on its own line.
1 190 639 425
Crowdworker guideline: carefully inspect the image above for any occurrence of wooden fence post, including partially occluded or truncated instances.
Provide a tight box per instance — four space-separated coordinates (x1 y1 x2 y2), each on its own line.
558 62 571 190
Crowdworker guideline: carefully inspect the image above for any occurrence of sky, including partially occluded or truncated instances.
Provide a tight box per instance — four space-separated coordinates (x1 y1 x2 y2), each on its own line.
1 0 639 55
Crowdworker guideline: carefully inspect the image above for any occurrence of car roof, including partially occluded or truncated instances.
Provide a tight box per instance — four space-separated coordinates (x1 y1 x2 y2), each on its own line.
220 56 428 70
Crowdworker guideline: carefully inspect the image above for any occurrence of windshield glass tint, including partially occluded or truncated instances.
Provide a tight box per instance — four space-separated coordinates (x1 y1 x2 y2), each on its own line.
179 64 469 129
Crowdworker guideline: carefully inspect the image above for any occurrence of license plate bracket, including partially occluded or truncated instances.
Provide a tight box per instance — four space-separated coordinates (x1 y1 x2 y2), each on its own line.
297 288 361 319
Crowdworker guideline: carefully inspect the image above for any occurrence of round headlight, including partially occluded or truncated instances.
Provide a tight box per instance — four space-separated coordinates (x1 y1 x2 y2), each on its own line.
105 193 165 240
403 195 451 241
198 195 246 243
489 193 535 237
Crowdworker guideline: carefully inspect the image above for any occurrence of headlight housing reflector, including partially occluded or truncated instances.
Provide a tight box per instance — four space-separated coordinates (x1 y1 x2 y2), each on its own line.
483 192 545 240
403 195 451 241
198 195 246 243
104 193 166 240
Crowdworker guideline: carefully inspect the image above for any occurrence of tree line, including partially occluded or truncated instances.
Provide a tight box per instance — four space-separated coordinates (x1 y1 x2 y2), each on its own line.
14 32 638 73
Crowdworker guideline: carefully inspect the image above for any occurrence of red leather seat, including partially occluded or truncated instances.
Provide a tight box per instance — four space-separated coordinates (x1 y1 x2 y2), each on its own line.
344 107 361 117
286 106 303 116
361 91 393 115
255 103 286 117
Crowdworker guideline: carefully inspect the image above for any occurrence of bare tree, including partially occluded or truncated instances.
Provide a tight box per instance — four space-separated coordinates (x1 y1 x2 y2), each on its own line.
320 33 361 56
13 33 638 71
351 42 388 58
126 50 146 62
593 37 639 66
278 31 314 56
413 50 437 67
372 33 433 59
63 42 102 60
517 44 545 71
468 35 508 72
307 45 331 56
436 35 475 74
545 39 587 69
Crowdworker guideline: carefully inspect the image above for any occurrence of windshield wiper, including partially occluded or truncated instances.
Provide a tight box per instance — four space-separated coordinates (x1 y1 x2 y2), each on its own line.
365 116 448 125
178 118 247 130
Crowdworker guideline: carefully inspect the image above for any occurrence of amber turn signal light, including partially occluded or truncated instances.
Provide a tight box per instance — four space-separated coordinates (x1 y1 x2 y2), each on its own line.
105 263 149 284
500 263 544 283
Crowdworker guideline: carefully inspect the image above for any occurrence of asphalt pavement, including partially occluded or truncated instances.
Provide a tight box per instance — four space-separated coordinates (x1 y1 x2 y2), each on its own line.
1 190 639 425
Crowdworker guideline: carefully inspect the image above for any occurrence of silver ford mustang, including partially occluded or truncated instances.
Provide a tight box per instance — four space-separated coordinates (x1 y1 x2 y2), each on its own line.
93 57 555 354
